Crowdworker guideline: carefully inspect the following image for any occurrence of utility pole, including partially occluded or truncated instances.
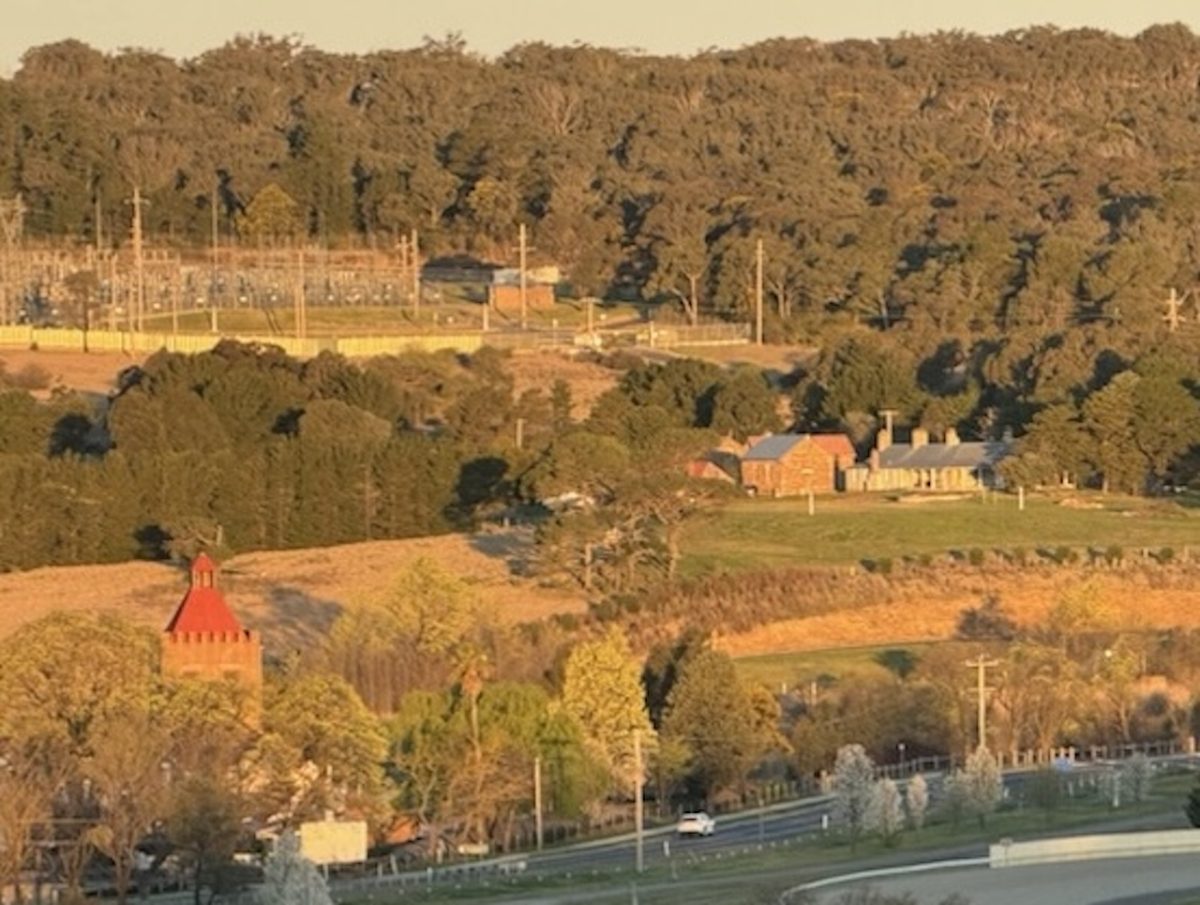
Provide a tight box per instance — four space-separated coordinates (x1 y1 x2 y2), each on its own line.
95 192 103 254
519 222 529 330
170 267 180 339
211 186 219 267
0 195 26 325
410 228 420 315
294 247 307 339
965 654 999 751
633 730 644 874
755 237 764 346
533 756 544 852
130 186 146 333
107 252 117 331
398 235 410 308
210 184 219 297
1164 287 1183 333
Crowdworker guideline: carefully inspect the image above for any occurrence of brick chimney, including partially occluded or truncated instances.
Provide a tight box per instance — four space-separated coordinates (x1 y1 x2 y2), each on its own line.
911 427 929 449
945 427 960 446
877 410 896 452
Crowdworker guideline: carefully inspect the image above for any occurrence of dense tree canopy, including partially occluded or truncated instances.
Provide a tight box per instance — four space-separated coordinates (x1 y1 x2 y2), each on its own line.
7 27 1200 341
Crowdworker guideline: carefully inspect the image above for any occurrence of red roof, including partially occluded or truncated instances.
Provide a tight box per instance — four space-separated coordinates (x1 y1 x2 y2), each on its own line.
809 434 856 461
165 555 245 635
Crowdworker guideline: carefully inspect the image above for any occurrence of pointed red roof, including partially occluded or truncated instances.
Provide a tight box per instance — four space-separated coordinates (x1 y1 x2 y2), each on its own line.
165 554 245 635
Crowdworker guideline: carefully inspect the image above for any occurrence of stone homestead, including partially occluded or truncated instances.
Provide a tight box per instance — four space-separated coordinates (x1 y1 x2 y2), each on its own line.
739 433 857 496
690 420 1011 495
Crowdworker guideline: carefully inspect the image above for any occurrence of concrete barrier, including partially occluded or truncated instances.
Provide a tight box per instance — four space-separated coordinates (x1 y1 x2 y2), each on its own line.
990 829 1200 868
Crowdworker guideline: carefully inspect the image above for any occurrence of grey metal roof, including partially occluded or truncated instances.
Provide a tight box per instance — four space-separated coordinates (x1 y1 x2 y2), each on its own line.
743 434 806 461
877 441 1010 470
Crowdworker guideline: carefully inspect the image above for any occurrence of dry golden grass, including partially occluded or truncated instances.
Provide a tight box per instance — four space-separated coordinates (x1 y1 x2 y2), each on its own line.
505 349 619 418
0 349 143 396
714 567 1200 657
0 533 585 655
669 343 816 373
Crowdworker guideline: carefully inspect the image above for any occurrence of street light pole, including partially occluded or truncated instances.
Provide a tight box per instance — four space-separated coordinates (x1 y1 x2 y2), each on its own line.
634 730 644 874
534 755 543 852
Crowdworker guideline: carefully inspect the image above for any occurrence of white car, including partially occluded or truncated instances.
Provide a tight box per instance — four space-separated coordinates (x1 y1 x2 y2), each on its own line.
676 811 716 836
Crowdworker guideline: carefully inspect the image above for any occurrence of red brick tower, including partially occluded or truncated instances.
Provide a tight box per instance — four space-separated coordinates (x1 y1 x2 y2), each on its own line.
161 554 263 695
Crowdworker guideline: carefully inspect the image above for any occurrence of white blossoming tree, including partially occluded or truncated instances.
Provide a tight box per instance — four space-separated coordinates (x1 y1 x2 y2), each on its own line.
905 773 929 831
832 744 876 851
1120 753 1153 804
260 831 333 905
961 747 1003 828
865 777 904 846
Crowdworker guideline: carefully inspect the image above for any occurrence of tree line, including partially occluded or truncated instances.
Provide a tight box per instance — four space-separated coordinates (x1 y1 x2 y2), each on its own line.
8 26 1200 497
0 559 785 901
4 559 1185 900
9 26 1200 340
0 343 785 572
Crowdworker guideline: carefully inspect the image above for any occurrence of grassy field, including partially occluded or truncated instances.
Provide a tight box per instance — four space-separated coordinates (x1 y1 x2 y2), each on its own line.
139 303 486 336
136 297 647 337
382 770 1197 904
680 493 1200 574
734 641 955 689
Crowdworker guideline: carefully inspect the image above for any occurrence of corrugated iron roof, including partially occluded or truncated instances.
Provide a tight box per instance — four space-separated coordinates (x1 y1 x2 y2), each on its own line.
877 441 1010 470
744 433 855 462
744 434 806 460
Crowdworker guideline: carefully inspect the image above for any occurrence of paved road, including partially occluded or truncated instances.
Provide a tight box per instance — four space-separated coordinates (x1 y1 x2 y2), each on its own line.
523 797 833 874
812 854 1200 905
517 766 1089 876
355 756 1196 899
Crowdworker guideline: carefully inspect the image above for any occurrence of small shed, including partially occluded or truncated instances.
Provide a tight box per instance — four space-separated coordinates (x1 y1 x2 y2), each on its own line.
685 436 746 485
740 433 856 496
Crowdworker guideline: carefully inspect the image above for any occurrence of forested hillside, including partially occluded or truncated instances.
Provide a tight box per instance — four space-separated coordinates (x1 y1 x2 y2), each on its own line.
6 26 1200 339
4 27 1200 569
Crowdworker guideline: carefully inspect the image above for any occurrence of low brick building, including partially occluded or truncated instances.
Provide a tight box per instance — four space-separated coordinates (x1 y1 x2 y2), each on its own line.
162 554 263 696
844 425 1011 492
740 433 857 496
